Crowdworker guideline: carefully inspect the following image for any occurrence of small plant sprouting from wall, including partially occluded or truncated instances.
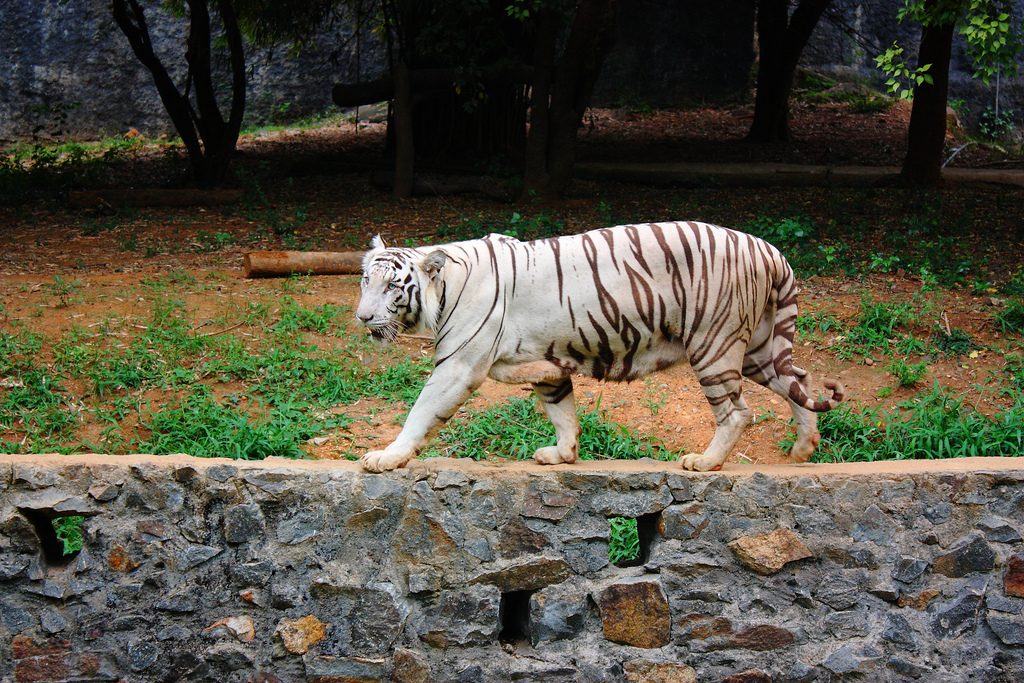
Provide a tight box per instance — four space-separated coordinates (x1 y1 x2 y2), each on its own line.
53 515 84 555
609 516 640 565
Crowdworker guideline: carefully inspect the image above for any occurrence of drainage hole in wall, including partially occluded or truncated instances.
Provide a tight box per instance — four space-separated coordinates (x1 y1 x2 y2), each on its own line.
609 513 659 567
18 509 84 566
499 590 533 643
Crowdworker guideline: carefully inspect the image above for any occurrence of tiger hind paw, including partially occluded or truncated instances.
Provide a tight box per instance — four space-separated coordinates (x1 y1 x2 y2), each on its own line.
679 452 725 472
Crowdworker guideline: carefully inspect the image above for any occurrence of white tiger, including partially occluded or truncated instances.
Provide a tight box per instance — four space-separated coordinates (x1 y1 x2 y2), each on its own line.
354 221 843 473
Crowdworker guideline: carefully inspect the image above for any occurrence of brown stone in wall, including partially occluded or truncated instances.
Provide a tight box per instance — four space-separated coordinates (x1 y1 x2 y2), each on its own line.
722 670 773 683
274 614 327 655
470 557 571 592
897 590 941 610
497 517 551 558
728 625 796 651
1004 553 1024 597
727 528 813 575
597 579 671 648
392 648 432 683
107 544 138 572
623 659 698 683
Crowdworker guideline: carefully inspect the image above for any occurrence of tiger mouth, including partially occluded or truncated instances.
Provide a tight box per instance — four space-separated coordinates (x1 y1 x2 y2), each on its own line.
366 322 400 343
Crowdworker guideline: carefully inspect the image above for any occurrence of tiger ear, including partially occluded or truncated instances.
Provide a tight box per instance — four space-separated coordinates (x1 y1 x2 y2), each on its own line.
420 250 447 279
370 234 387 250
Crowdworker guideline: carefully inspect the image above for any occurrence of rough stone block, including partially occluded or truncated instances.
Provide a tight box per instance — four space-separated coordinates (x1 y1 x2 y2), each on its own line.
880 612 919 650
730 472 780 508
721 671 772 683
529 584 587 645
522 482 577 520
815 573 862 611
470 557 571 592
1005 553 1024 597
177 544 222 570
822 644 882 675
931 587 985 638
592 485 673 517
658 503 708 540
932 532 995 577
727 528 813 575
891 556 929 583
276 507 325 545
622 659 697 683
204 615 256 643
850 504 896 544
350 585 409 653
727 624 796 650
597 578 670 648
275 615 327 655
223 504 266 544
497 518 551 558
304 655 387 683
986 612 1024 645
976 515 1022 543
418 585 500 648
392 648 431 683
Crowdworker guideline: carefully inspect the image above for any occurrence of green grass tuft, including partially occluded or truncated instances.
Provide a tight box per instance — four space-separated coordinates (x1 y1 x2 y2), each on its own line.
608 517 640 565
812 384 1024 462
996 300 1024 335
425 397 679 461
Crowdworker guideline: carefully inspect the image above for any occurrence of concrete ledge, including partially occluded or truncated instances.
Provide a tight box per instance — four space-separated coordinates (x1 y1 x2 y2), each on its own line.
3 452 1019 475
1 454 1022 682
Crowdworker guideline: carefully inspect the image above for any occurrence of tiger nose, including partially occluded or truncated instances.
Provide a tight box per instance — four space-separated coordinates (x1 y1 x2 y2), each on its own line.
357 312 373 323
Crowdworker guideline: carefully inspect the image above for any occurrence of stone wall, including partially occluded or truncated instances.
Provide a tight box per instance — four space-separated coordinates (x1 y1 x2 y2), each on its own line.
1 454 1023 683
0 0 381 142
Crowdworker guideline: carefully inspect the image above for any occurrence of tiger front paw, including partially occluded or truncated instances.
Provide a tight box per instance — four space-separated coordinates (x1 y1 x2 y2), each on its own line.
678 452 724 472
360 448 414 473
533 445 577 465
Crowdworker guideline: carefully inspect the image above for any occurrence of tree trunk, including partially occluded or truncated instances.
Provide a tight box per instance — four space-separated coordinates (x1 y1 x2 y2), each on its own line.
902 10 956 187
392 61 415 199
748 0 830 143
523 0 618 200
522 9 558 196
112 0 244 189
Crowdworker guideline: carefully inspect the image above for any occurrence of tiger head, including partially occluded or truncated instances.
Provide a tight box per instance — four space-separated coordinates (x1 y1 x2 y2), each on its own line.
355 235 447 343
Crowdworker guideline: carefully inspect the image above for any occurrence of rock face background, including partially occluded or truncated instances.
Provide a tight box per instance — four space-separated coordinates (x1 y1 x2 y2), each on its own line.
3 0 1021 141
1 454 1023 682
0 0 382 142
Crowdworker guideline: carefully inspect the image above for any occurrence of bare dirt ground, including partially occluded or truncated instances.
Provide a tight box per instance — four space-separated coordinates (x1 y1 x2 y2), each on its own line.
1 103 1022 467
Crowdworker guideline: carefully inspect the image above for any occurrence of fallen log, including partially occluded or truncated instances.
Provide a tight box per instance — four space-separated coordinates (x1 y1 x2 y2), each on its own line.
243 251 366 278
69 188 242 209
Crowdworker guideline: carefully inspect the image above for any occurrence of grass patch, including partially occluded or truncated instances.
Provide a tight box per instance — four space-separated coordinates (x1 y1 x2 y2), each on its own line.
833 295 924 361
425 397 679 461
996 300 1024 335
0 286 430 458
887 359 929 388
812 384 1024 462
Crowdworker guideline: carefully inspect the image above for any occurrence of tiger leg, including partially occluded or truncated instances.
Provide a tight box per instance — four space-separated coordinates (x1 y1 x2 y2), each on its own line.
360 362 485 473
783 366 820 461
531 379 580 465
744 325 821 462
680 352 753 472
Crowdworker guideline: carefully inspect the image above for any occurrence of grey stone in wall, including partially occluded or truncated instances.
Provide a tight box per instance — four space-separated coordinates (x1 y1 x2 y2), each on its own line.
2 454 1024 682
